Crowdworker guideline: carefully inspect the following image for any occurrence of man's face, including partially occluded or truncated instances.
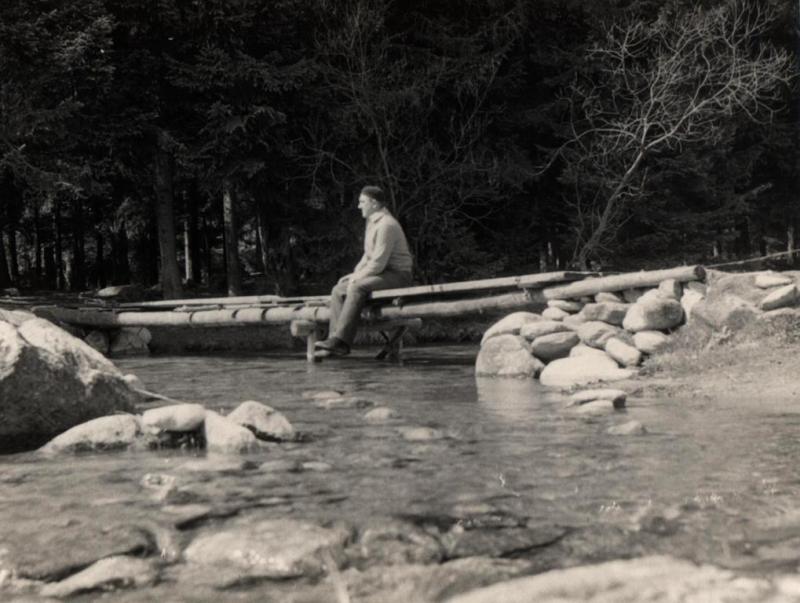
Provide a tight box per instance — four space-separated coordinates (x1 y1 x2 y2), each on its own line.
358 194 380 219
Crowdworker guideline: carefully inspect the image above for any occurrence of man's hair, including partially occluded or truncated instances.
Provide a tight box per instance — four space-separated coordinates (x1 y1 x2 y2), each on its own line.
360 185 385 207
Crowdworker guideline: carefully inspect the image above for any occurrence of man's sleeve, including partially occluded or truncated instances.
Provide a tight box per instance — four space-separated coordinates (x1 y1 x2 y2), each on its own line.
352 222 398 279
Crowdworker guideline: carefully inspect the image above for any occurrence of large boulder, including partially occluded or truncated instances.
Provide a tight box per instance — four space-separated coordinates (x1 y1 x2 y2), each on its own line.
40 415 142 454
622 296 684 332
539 355 635 389
476 335 544 378
0 318 140 452
480 312 541 345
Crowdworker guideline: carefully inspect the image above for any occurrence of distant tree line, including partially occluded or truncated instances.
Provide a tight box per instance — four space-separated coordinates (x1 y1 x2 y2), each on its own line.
0 0 796 298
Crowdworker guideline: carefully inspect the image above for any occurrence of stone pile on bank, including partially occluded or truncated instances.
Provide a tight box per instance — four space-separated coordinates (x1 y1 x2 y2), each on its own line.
476 268 800 389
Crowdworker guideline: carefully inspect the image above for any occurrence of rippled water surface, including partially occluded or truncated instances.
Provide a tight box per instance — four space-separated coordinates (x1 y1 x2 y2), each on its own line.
4 345 800 600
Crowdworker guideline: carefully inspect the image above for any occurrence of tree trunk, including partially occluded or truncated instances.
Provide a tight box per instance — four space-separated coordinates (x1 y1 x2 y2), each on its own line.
256 201 270 278
33 203 42 285
111 220 131 285
54 199 64 290
0 231 10 288
222 179 242 296
789 223 796 263
201 214 212 286
71 198 85 291
154 129 183 299
95 231 106 288
7 223 19 286
184 185 201 284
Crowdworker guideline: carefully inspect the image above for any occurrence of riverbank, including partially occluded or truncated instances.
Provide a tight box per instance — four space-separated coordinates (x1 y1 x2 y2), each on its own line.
630 315 800 402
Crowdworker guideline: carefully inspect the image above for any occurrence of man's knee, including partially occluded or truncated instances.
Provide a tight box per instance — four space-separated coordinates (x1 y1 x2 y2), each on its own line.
346 278 371 297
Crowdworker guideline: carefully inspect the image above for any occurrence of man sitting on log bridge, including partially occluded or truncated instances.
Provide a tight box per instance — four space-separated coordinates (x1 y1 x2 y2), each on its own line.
315 185 413 357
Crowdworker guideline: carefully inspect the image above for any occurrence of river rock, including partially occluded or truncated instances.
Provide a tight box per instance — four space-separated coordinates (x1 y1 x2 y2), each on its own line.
633 330 670 354
109 327 151 356
576 321 620 349
0 318 139 452
690 292 758 332
40 414 142 453
302 389 345 400
622 296 684 332
39 556 158 598
122 373 146 391
658 279 683 299
142 403 207 433
0 308 35 326
680 289 704 320
608 420 647 435
569 388 627 408
444 524 567 560
227 400 295 441
569 343 611 359
539 356 635 389
203 411 257 453
571 399 617 414
0 519 155 581
541 307 569 321
313 396 375 410
579 302 629 326
755 272 794 289
445 555 772 603
604 337 642 367
364 407 399 422
183 519 350 579
519 320 571 340
84 330 110 355
759 284 799 311
547 299 583 313
480 312 542 345
530 331 579 361
562 313 588 329
398 426 447 441
339 557 535 603
622 288 644 303
475 334 544 378
354 518 444 565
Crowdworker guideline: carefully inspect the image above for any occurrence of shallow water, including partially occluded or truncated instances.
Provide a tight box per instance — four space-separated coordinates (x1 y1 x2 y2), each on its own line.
4 345 800 600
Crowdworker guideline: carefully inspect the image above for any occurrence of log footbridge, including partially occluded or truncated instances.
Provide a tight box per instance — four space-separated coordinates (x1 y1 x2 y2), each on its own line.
33 265 705 361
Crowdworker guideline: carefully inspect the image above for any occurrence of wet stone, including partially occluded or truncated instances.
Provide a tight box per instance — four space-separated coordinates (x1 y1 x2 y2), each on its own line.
226 400 295 441
203 411 257 454
302 461 334 472
183 518 350 580
608 420 647 435
0 520 155 581
39 555 158 598
398 426 447 441
259 459 302 472
302 389 345 400
350 517 444 566
442 525 567 560
178 456 257 473
364 407 399 422
142 403 206 433
313 396 375 410
39 415 142 454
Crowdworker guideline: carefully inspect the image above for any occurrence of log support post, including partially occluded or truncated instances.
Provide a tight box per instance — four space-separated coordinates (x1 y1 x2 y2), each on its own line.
290 319 324 362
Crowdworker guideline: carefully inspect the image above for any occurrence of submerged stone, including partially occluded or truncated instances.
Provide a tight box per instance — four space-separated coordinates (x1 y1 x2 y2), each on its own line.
39 555 158 598
364 407 399 422
203 411 257 454
608 420 647 435
539 356 635 389
183 519 350 579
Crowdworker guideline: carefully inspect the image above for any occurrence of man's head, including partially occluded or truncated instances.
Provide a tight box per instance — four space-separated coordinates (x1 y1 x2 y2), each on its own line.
358 186 385 219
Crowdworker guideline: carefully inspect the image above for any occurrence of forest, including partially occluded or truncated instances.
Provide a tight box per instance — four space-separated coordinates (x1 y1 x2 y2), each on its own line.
0 0 797 299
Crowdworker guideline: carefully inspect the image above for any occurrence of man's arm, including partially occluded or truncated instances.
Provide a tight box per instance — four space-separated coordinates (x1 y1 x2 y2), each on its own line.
351 222 400 280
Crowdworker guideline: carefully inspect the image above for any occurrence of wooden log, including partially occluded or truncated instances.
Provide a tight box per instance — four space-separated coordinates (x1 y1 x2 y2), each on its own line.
368 270 595 301
374 290 545 320
542 266 706 301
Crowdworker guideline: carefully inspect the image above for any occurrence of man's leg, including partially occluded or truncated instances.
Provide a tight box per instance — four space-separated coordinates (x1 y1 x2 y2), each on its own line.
332 271 411 346
327 276 350 337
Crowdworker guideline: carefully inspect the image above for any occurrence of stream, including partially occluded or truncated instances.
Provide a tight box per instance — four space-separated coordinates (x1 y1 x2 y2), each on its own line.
3 345 800 600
